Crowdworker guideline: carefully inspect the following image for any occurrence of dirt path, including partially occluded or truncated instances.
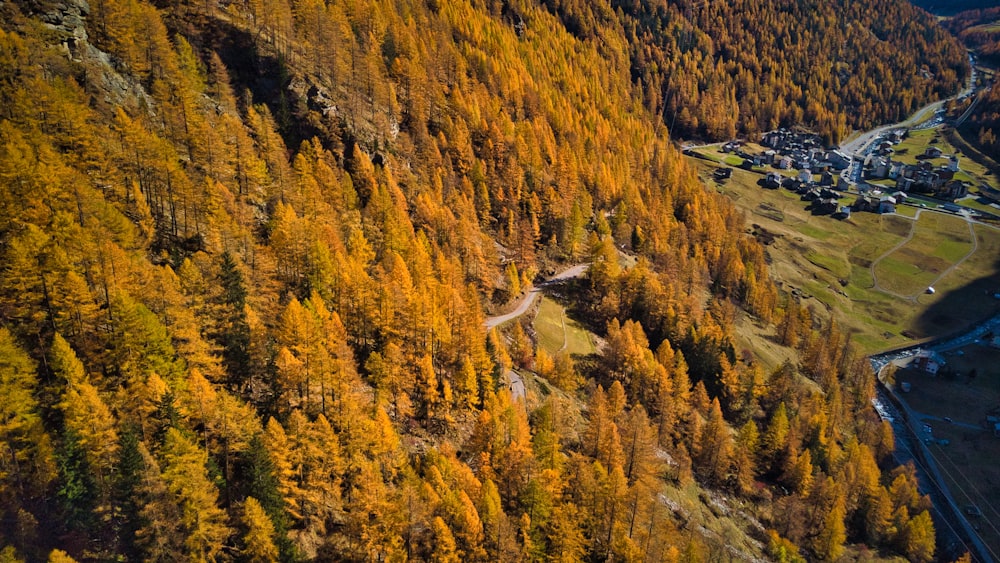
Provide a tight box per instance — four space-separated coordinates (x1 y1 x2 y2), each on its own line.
870 210 980 301
505 370 526 404
557 308 569 352
870 210 921 302
483 263 589 329
485 263 589 405
924 217 979 293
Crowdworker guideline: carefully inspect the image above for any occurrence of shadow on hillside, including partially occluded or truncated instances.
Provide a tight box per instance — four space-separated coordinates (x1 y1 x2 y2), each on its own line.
178 15 329 156
911 254 1000 340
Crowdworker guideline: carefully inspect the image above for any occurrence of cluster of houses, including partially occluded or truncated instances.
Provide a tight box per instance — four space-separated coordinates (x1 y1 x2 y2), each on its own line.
725 129 851 173
757 129 851 172
762 168 839 190
761 170 855 218
721 129 874 219
869 128 906 156
758 166 907 218
865 146 969 201
714 128 982 221
853 189 903 215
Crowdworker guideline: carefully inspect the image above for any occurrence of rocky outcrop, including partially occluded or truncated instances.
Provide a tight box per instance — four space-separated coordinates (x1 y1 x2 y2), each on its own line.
80 41 152 111
27 0 90 58
26 0 151 111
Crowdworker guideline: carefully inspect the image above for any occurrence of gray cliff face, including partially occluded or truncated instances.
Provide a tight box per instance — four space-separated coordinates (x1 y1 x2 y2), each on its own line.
29 0 89 56
27 0 151 111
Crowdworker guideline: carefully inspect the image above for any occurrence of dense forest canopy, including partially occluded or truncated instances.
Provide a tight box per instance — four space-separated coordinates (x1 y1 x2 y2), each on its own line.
578 0 969 145
0 0 951 561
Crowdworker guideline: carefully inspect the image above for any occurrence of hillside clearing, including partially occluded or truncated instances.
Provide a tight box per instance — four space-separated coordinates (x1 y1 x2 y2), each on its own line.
534 296 597 357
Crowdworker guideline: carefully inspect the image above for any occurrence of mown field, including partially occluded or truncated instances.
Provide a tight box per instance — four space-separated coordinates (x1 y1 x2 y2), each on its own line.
534 296 597 357
873 212 974 297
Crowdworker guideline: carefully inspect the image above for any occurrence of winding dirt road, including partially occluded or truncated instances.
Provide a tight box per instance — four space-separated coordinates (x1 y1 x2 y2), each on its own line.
925 217 978 293
483 263 590 329
483 263 590 403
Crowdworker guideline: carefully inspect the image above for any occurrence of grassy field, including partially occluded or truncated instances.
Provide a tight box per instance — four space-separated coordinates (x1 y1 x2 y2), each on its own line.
875 256 931 294
534 296 596 357
873 213 973 296
916 224 1000 334
691 157 1000 352
805 250 851 279
951 127 1000 180
969 21 1000 33
893 129 946 164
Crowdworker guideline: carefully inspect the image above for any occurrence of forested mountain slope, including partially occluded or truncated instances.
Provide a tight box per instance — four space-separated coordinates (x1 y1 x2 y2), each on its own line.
0 0 940 561
944 7 1000 65
939 8 1000 161
959 94 1000 164
587 0 968 144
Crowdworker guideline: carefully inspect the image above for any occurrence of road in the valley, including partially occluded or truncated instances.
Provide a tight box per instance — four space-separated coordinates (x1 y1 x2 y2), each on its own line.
839 52 995 303
869 294 1000 563
871 364 997 563
842 54 980 156
679 49 999 562
871 384 981 562
841 102 940 156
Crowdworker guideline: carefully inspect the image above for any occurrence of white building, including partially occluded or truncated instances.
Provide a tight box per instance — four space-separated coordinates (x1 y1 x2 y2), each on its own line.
913 349 945 375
